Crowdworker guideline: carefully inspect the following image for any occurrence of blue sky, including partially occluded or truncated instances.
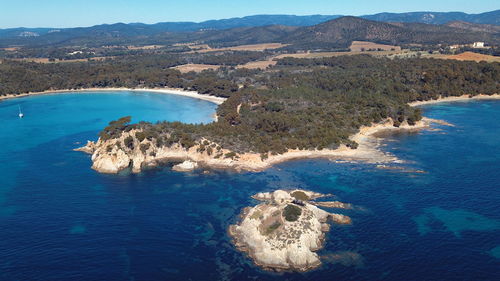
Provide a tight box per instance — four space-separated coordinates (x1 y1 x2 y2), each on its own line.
1 0 498 28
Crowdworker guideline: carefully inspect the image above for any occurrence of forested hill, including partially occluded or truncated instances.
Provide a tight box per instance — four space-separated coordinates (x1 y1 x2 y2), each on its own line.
284 17 497 49
99 55 498 157
444 21 500 34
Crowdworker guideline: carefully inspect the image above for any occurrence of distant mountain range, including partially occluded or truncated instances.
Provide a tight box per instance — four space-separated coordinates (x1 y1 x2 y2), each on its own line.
363 10 500 25
190 17 497 49
0 10 498 38
0 10 498 49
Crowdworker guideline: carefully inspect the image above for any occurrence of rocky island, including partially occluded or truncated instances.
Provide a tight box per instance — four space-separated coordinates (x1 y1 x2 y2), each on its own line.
228 189 352 272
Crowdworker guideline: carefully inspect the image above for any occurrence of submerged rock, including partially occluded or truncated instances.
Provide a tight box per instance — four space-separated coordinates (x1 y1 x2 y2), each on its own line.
228 189 352 272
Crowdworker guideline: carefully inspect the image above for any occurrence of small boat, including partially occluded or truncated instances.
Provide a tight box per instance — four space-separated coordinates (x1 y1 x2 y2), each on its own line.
18 105 24 118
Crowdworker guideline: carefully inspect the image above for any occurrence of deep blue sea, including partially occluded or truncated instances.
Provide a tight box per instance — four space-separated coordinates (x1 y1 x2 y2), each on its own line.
0 92 499 281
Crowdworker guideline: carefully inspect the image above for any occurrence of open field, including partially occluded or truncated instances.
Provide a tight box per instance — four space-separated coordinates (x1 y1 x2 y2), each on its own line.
11 56 114 64
126 45 164 50
238 48 407 70
1 47 19 51
349 41 401 52
444 52 500 62
172 63 221 73
237 59 277 69
422 52 500 63
174 43 211 51
187 43 288 53
275 49 403 59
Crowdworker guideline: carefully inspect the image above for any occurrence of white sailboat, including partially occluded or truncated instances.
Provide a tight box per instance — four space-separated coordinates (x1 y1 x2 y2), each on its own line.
18 105 24 118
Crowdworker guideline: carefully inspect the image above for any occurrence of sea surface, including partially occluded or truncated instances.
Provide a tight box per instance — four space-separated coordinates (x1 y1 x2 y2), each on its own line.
0 92 499 280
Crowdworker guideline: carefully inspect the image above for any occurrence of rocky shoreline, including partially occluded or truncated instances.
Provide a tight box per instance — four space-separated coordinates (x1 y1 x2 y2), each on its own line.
228 190 352 272
76 117 444 174
70 92 500 174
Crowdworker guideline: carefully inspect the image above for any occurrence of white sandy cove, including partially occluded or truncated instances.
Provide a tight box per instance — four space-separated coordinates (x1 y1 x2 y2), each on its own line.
0 87 227 105
2 88 497 107
258 117 433 168
408 94 500 106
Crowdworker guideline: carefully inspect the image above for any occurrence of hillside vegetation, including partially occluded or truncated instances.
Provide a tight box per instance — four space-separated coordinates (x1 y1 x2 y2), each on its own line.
285 17 498 50
81 55 499 156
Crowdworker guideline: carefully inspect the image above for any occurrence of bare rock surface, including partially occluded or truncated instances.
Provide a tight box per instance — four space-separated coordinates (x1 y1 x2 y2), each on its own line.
172 160 198 172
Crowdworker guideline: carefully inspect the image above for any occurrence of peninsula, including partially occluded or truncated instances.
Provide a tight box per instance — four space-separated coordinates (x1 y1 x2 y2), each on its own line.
75 55 498 173
228 189 352 272
77 116 440 173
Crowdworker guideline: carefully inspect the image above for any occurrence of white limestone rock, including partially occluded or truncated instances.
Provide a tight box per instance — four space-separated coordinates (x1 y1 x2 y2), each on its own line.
229 189 352 272
172 160 199 172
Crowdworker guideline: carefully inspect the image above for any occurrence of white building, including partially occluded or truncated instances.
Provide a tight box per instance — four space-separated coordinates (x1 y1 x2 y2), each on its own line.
472 42 485 48
68 51 84 56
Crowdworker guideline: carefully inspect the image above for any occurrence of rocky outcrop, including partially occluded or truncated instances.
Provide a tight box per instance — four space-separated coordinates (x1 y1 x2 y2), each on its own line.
228 190 352 272
73 140 96 154
77 129 267 174
313 201 353 209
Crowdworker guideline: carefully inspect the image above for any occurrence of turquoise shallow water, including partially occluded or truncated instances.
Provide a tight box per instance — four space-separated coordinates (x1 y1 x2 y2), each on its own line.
0 91 217 216
0 94 499 280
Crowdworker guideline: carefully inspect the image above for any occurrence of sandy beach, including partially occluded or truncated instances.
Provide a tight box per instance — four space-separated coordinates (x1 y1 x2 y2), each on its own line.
3 88 496 108
0 87 227 105
248 94 500 170
408 94 500 107
255 117 438 169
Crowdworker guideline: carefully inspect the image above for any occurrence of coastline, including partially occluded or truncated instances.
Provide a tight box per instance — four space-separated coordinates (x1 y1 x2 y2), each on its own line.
74 92 498 174
408 94 500 107
0 87 227 105
255 93 500 169
251 117 438 169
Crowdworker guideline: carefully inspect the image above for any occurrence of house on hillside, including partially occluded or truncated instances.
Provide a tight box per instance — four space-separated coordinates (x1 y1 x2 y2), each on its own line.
472 42 485 48
67 51 84 56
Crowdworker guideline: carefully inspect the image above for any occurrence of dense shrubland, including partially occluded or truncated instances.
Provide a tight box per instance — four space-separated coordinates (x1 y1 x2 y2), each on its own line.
0 54 240 98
